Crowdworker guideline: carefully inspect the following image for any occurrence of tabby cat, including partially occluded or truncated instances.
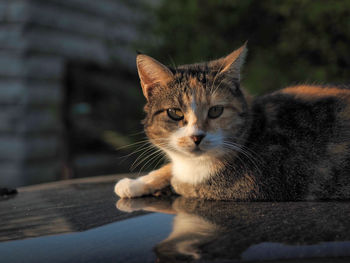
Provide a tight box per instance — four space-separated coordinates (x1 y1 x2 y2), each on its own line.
115 43 350 201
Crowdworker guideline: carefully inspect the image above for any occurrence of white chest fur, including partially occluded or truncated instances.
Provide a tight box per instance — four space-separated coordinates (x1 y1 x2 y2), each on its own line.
169 153 218 185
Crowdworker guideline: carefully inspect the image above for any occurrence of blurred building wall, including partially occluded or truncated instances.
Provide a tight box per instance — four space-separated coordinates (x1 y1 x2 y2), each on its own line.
0 0 151 187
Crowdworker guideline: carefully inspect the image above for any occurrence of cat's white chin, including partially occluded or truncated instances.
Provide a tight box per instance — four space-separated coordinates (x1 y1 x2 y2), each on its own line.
167 151 220 185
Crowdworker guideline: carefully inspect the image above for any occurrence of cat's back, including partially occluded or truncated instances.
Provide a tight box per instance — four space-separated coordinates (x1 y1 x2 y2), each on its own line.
262 84 350 136
248 84 350 200
250 84 350 154
254 84 350 149
253 84 350 133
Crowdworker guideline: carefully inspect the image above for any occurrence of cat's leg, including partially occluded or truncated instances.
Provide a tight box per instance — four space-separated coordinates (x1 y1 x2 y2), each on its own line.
114 163 172 198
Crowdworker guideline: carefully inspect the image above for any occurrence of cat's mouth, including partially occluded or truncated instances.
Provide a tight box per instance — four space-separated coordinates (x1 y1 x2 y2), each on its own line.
189 146 205 156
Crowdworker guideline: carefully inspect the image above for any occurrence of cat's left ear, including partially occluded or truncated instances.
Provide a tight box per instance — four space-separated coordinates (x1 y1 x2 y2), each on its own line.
136 54 174 101
209 42 247 81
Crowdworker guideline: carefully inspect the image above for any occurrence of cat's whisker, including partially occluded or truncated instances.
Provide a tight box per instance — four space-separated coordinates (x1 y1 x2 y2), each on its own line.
116 138 151 151
222 142 263 176
118 140 155 159
137 150 166 174
128 130 146 137
224 142 261 167
240 146 265 168
211 77 226 97
141 151 166 173
218 156 236 173
153 155 167 171
169 56 180 80
209 58 226 93
222 147 248 174
117 142 154 164
129 144 157 157
224 139 265 165
130 145 161 171
234 145 264 167
130 141 169 171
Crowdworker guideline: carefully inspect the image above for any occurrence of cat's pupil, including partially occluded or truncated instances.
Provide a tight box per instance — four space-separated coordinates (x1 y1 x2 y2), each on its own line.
208 105 224 119
167 108 184 121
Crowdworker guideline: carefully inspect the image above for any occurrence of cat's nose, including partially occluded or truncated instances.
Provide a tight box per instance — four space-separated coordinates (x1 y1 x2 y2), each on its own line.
191 135 205 145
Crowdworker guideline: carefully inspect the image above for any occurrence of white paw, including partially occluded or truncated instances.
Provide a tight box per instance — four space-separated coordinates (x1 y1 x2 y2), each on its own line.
114 178 148 198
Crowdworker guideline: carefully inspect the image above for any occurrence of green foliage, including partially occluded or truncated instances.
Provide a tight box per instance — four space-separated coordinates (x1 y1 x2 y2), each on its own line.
144 0 350 94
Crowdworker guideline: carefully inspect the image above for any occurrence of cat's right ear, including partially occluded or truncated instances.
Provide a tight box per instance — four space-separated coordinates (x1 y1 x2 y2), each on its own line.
209 42 247 81
136 55 174 100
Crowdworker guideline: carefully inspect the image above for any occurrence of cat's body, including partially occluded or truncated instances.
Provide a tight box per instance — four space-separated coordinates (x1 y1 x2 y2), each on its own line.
172 85 350 200
115 44 350 201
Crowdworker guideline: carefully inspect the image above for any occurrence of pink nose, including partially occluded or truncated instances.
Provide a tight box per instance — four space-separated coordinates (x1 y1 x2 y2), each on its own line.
191 135 205 145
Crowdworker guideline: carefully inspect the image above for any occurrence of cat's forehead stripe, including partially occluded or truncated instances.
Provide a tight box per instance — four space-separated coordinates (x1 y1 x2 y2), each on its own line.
174 65 214 86
189 76 200 88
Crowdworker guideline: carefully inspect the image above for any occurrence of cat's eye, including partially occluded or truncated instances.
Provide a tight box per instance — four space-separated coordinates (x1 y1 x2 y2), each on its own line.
208 105 224 119
167 108 184 121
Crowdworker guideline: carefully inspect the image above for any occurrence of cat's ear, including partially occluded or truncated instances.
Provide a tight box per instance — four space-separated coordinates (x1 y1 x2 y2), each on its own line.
209 42 247 81
136 54 174 100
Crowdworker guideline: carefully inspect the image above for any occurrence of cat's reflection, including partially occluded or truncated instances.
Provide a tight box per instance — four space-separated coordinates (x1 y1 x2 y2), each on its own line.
117 197 350 262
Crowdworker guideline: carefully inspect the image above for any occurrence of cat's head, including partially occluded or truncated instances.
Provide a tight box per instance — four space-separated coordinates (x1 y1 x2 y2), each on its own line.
137 44 251 160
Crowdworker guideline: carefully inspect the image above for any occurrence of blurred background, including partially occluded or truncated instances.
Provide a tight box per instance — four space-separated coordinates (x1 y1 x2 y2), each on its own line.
0 0 349 187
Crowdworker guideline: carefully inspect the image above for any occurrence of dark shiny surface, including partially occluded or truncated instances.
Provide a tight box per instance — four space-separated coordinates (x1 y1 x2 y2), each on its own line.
1 176 350 262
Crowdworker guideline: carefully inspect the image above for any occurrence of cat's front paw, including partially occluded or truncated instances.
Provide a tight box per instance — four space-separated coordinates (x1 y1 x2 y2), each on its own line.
114 178 149 198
